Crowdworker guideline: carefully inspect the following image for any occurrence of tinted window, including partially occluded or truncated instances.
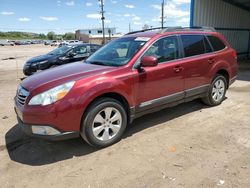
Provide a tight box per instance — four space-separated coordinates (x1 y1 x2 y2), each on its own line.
143 36 179 63
207 35 226 51
181 35 210 57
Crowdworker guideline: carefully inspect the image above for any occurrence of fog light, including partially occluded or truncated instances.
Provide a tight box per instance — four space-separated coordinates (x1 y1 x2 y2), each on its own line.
31 126 61 135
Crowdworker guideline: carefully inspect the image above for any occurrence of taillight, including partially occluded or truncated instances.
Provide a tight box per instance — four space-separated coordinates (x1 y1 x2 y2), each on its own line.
232 50 237 60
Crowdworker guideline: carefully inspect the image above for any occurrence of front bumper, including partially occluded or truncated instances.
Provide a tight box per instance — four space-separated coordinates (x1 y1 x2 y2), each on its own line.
17 116 79 141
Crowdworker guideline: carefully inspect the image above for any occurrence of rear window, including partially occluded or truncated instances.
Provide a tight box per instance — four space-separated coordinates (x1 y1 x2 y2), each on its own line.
181 35 211 57
207 35 226 51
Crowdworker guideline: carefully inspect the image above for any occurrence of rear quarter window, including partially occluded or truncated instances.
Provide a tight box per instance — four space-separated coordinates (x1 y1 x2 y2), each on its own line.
207 35 226 51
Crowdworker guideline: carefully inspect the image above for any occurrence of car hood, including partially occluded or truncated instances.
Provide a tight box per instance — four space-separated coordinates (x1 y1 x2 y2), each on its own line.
26 54 56 64
21 62 115 91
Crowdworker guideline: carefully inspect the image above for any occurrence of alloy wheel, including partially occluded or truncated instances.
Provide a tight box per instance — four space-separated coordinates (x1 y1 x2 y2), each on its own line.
92 107 122 141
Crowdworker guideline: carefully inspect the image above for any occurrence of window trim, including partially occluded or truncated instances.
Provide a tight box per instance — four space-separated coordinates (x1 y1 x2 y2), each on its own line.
133 34 228 69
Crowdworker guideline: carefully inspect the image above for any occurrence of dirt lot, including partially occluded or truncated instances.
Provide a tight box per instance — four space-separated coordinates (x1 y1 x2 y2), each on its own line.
0 45 250 188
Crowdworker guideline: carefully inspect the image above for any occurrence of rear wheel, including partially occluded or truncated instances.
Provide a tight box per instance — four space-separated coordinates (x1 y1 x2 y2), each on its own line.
80 98 127 147
202 74 227 106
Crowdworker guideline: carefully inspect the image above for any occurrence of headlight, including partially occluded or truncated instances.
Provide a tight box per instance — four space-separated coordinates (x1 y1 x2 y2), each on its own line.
28 81 75 106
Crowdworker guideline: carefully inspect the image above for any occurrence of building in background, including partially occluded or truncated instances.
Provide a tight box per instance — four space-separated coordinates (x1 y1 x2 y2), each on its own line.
75 28 122 44
190 0 250 58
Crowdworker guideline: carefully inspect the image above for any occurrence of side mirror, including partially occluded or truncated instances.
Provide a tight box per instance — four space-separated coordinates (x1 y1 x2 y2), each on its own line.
140 56 158 67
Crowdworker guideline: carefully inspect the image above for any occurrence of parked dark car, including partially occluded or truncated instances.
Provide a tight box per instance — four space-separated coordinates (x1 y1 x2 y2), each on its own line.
23 43 101 76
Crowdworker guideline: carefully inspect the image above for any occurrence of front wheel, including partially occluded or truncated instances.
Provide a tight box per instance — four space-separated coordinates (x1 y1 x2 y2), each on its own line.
202 74 227 106
80 98 127 148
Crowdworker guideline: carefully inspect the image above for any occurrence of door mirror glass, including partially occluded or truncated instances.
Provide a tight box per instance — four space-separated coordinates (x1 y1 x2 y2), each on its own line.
140 56 158 67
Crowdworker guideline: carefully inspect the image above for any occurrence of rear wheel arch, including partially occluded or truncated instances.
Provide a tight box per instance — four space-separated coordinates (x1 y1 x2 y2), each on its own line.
216 69 229 88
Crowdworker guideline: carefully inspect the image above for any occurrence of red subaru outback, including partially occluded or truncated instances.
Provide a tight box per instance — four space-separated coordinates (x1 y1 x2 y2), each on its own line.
15 27 238 147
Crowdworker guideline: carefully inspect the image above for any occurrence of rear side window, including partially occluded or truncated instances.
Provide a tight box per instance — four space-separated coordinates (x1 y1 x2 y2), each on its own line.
181 35 211 57
207 35 226 51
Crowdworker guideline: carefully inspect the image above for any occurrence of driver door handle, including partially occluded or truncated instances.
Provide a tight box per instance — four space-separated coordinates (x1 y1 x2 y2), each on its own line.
173 66 184 73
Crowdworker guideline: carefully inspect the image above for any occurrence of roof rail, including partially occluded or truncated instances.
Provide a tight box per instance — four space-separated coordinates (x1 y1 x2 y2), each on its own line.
159 26 216 33
125 26 216 35
125 27 166 35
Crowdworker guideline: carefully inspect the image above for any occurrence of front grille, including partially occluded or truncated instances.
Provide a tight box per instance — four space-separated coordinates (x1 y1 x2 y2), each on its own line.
16 86 29 106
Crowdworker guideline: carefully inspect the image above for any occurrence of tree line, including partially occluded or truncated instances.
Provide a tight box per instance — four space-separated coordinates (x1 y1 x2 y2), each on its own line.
0 31 76 40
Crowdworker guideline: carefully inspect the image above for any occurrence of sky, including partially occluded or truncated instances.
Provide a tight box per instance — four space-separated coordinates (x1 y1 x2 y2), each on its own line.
0 0 191 34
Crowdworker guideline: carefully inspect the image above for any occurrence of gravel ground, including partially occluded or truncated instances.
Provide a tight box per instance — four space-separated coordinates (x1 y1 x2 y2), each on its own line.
0 45 249 188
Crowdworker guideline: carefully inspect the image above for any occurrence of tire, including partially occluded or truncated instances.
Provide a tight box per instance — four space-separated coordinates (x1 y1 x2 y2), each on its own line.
202 74 227 106
80 98 127 148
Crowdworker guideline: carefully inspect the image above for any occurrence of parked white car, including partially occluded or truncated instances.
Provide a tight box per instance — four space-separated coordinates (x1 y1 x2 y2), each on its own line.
59 40 83 47
51 40 60 46
0 40 15 46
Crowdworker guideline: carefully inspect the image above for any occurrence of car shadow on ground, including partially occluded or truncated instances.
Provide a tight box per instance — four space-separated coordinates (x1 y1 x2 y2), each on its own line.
5 99 207 166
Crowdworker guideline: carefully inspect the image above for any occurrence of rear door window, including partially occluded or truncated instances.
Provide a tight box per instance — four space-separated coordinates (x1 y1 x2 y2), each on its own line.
181 35 209 57
207 35 226 51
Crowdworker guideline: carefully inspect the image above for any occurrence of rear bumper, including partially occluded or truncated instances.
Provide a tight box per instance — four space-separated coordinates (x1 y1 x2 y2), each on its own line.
17 116 79 141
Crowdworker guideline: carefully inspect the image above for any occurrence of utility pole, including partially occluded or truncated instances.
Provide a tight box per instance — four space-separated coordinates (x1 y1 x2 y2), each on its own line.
161 0 165 29
99 0 105 44
129 23 131 32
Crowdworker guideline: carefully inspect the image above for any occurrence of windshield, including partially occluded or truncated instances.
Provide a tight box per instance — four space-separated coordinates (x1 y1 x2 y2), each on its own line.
48 46 71 55
86 37 149 66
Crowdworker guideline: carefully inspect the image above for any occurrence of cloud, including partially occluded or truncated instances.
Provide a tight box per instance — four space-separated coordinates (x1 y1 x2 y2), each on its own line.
151 3 189 18
173 0 190 4
86 14 101 19
132 16 141 21
40 16 58 21
1 11 14 15
133 22 142 25
177 17 190 23
57 0 61 6
111 0 117 4
18 17 31 22
65 1 75 6
151 17 161 22
151 5 161 10
125 4 135 8
123 13 135 17
86 2 93 6
105 19 111 23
